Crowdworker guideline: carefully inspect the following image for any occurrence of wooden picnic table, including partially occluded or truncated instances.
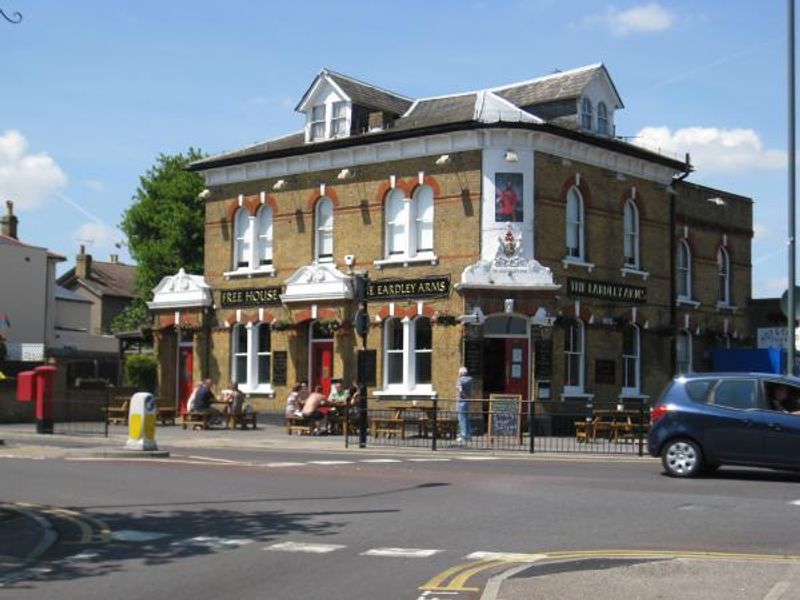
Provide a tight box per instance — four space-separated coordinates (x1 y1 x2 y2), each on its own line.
575 409 649 443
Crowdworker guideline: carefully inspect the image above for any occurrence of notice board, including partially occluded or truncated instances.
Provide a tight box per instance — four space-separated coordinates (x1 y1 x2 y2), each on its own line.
272 351 287 386
488 394 523 446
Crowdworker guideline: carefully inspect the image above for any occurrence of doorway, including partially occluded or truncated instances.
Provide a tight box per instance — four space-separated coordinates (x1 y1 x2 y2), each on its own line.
177 340 194 415
309 321 334 396
481 338 529 398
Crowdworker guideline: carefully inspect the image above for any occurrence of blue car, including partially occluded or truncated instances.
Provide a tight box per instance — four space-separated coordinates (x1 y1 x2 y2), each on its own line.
648 373 800 477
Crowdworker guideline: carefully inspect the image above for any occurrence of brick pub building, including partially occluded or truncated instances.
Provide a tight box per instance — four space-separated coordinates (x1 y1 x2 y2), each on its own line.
147 64 752 414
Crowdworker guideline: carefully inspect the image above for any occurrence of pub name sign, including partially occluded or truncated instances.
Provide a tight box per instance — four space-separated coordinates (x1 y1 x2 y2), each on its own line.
367 276 451 301
220 286 282 308
567 278 647 304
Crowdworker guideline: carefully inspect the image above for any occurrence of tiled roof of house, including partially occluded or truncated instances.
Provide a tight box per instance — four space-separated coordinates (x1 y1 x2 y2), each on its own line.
58 259 137 299
492 64 621 108
325 70 413 116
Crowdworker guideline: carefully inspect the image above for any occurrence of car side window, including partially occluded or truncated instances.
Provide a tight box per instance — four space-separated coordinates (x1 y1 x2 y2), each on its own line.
685 379 716 403
712 380 758 410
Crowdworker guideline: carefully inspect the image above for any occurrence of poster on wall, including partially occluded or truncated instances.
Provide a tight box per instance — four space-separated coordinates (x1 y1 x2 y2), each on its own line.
495 172 523 222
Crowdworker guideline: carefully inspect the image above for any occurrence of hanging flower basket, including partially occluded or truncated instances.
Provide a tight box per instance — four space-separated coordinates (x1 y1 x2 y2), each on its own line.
433 311 458 326
271 319 294 331
316 319 342 337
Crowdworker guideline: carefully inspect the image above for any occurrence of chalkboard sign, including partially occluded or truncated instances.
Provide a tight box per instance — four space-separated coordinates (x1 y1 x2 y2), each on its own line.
464 339 482 376
358 349 377 387
534 338 553 379
595 359 615 385
272 351 287 386
488 394 522 445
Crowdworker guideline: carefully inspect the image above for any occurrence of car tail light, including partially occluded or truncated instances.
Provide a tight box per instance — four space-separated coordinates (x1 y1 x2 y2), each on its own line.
650 404 669 424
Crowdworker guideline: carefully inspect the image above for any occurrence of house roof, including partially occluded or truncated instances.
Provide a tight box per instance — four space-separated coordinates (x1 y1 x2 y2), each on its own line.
492 64 623 109
57 259 137 299
0 233 66 260
295 68 413 116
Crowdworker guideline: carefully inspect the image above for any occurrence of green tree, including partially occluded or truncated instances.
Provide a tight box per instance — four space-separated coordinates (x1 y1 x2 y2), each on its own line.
114 149 206 332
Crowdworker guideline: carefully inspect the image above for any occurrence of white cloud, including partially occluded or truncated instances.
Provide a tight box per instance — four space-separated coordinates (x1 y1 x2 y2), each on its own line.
597 3 675 36
0 130 67 210
632 126 786 173
83 179 104 192
72 222 120 256
753 222 769 239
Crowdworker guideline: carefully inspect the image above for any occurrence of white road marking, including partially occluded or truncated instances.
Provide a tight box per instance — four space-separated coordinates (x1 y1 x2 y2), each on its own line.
789 499 800 506
359 459 402 463
764 581 792 600
176 536 253 548
111 530 170 542
407 458 452 462
466 551 547 562
362 547 441 558
456 456 500 461
262 462 306 468
187 455 238 463
308 460 354 465
264 542 346 554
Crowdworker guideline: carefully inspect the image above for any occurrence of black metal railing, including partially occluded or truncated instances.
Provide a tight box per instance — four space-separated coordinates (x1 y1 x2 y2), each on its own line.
52 388 109 437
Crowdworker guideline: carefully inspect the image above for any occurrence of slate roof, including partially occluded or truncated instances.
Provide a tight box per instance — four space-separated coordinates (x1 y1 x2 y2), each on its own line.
58 260 137 299
325 70 413 116
493 64 622 108
392 94 478 131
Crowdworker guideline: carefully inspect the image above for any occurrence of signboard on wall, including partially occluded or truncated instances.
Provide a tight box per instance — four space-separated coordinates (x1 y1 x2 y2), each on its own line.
366 277 450 301
272 351 287 386
757 327 800 351
220 287 282 308
464 339 482 376
495 172 523 222
567 278 647 304
357 349 377 387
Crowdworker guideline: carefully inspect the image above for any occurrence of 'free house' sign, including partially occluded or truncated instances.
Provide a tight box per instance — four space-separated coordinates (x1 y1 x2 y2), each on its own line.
220 287 282 308
567 278 647 304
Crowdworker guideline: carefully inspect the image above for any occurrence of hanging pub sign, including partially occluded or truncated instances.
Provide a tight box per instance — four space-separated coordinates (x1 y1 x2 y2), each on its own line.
220 286 282 308
567 278 647 304
366 276 451 301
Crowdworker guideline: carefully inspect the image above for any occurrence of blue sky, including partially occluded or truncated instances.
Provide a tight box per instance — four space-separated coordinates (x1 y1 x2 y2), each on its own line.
0 0 790 297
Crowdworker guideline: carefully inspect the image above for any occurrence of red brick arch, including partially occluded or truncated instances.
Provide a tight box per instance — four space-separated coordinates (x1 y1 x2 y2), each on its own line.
226 194 279 222
618 190 646 219
306 187 340 212
375 178 414 205
560 174 593 209
409 175 442 199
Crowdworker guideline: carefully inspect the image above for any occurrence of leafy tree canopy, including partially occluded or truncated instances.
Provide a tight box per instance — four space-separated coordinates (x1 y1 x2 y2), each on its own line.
120 148 206 299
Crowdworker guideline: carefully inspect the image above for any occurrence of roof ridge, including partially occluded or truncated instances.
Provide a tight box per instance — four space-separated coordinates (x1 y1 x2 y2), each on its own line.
322 68 414 102
194 130 305 164
489 63 604 93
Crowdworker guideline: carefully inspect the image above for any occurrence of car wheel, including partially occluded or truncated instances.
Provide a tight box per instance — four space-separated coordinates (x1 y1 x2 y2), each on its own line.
661 438 703 477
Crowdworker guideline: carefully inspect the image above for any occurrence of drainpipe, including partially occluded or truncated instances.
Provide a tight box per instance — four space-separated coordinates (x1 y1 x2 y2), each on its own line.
669 154 692 375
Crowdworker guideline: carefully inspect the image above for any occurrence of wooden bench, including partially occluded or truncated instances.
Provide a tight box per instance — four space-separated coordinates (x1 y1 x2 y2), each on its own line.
574 419 594 443
157 407 177 426
370 418 408 439
228 411 258 430
285 416 314 435
103 401 129 425
182 412 212 430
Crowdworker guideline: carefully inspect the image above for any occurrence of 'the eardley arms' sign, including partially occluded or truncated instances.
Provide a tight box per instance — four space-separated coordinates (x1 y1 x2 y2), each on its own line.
567 278 647 304
367 276 451 301
220 287 282 308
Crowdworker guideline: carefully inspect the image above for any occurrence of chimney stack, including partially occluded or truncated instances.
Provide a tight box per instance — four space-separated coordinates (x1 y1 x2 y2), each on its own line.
76 245 92 279
1 200 18 240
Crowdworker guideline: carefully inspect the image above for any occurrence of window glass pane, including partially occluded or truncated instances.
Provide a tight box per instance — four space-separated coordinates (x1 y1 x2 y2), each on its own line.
387 352 403 384
237 325 248 350
236 356 247 382
257 355 270 384
483 316 527 336
258 324 270 352
387 319 403 350
713 380 756 410
685 379 716 403
235 210 251 268
316 198 334 260
414 186 434 252
415 352 432 384
312 105 325 120
386 189 407 255
257 206 272 265
415 318 431 349
623 358 636 388
676 333 690 373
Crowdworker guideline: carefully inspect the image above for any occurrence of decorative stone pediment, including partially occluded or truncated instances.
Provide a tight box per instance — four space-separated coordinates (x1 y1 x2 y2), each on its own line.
148 268 212 310
281 262 353 303
460 224 559 290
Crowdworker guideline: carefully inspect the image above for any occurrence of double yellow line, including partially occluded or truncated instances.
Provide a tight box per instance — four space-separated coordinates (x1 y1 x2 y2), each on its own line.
13 502 111 544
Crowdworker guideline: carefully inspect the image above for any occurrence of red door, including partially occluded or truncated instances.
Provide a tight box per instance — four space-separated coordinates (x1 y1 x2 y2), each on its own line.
312 342 334 397
178 346 194 415
505 339 528 399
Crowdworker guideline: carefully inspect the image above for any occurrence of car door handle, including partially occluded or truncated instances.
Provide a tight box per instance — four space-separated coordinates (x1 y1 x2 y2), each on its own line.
768 422 782 431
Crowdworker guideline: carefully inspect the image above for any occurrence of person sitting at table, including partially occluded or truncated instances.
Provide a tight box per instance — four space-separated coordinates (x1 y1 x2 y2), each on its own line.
220 381 245 428
192 378 224 426
286 384 304 418
328 380 348 405
301 385 330 434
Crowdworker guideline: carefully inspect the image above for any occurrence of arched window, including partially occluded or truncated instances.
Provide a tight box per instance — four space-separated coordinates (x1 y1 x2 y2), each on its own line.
384 317 404 386
256 205 273 267
676 240 692 300
315 197 334 263
256 323 271 385
233 208 251 270
231 324 248 384
676 329 692 374
623 199 640 269
717 247 731 305
581 97 593 129
563 319 585 394
413 185 434 255
622 324 641 394
414 317 432 385
385 188 407 257
597 102 609 135
566 187 585 260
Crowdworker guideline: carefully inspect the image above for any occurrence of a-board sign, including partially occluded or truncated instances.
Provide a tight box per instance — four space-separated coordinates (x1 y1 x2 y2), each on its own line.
272 351 287 386
357 349 377 387
488 394 523 445
464 339 482 376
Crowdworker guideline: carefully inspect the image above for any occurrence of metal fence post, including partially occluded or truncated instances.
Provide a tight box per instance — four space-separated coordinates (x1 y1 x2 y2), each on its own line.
638 400 645 457
432 396 438 452
104 387 109 438
528 398 535 454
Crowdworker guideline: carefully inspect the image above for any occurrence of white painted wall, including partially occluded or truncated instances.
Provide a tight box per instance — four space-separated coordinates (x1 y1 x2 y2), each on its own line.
480 134 535 262
0 242 48 347
580 74 619 136
304 79 350 141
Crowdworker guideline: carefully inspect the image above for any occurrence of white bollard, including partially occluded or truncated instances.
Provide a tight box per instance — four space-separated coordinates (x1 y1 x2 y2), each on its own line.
125 392 158 451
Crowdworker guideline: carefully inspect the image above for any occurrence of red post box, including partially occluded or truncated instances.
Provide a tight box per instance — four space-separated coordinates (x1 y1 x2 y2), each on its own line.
16 371 37 402
34 365 56 434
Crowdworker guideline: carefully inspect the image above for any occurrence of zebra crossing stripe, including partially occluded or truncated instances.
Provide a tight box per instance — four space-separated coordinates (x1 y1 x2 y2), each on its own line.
362 547 442 558
308 460 354 465
264 542 346 554
359 459 403 463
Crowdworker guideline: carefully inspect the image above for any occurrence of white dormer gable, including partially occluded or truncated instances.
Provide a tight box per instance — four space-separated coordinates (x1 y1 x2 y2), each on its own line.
148 268 212 310
297 70 352 143
281 262 353 303
578 66 624 137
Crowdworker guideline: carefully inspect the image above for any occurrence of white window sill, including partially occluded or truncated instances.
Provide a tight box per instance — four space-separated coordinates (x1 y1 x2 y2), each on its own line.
224 267 276 279
715 302 736 312
676 297 700 308
374 255 439 269
560 392 595 401
618 392 649 400
562 258 595 272
621 267 649 280
239 385 274 398
374 387 437 399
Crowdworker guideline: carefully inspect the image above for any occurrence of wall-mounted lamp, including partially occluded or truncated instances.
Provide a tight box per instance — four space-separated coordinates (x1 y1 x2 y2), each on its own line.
337 168 355 180
435 154 451 165
504 150 519 163
707 196 726 206
197 189 211 200
272 179 287 190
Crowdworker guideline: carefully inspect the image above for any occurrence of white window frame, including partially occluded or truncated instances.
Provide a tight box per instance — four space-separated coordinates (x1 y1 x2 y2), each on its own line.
233 208 252 271
377 316 435 396
597 102 609 135
231 322 273 394
309 104 326 141
315 197 334 263
717 247 731 306
623 199 640 269
330 101 348 138
228 205 275 277
676 239 692 302
621 324 641 395
565 186 585 261
563 319 585 395
377 185 438 267
256 205 273 268
413 185 435 256
676 329 692 374
581 97 593 130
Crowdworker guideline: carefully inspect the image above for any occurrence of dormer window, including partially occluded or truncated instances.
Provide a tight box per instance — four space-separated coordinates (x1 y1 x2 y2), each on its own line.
331 102 348 137
581 98 593 130
597 102 609 135
310 105 326 141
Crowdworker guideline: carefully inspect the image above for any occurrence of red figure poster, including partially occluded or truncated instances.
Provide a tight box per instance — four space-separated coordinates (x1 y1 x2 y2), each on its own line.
495 172 523 222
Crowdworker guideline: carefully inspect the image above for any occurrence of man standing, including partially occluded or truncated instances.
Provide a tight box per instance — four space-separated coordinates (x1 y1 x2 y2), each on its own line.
456 367 473 443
